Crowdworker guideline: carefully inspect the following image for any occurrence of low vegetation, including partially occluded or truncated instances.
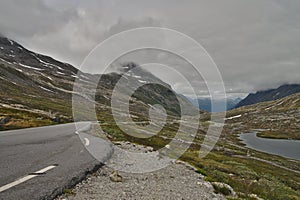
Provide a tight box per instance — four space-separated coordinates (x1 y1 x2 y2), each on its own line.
1 57 299 199
0 107 54 130
93 98 300 200
1 96 299 200
1 92 299 200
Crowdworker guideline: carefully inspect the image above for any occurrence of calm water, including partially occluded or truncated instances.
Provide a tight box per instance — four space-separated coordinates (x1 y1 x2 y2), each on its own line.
239 132 300 160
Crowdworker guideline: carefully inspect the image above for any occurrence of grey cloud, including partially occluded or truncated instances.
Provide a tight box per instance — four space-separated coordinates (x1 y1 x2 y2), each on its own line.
0 0 77 37
0 0 299 98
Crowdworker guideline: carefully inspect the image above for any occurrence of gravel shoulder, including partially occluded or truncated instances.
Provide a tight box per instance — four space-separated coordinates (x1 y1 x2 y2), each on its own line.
56 142 225 200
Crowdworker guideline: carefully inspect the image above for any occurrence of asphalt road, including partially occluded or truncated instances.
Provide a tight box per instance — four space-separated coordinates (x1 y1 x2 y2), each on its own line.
0 122 113 200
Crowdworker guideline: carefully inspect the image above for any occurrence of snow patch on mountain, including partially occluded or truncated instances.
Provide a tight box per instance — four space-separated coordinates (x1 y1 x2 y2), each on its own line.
19 63 44 71
138 80 147 83
32 53 64 70
0 58 13 64
8 39 14 45
226 114 242 120
56 71 65 75
39 86 54 93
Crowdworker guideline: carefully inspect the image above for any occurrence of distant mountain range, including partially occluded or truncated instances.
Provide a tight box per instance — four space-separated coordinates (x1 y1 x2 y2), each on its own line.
235 84 300 108
186 97 242 112
186 84 300 112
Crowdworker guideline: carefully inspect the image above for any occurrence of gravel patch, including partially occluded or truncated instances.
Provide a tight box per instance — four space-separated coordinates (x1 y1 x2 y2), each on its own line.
56 142 225 200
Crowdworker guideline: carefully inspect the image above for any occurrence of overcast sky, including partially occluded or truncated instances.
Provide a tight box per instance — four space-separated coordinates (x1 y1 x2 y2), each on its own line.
0 0 299 98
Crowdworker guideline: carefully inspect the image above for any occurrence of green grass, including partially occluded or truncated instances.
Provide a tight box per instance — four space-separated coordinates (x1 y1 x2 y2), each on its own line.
97 113 300 200
195 167 207 176
257 130 300 140
0 106 73 131
178 149 300 200
63 189 76 195
2 102 299 200
0 107 55 130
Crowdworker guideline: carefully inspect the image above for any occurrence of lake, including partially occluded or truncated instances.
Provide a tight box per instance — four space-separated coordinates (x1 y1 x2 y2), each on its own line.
239 132 300 160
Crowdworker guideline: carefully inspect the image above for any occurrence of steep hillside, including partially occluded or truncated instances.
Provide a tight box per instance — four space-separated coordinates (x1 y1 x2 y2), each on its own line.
0 36 197 130
235 84 300 108
0 36 80 129
227 93 300 139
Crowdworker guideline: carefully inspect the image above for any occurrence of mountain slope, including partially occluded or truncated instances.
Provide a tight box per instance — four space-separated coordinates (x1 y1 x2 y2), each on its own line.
227 93 300 140
235 84 300 108
0 36 197 130
0 36 79 128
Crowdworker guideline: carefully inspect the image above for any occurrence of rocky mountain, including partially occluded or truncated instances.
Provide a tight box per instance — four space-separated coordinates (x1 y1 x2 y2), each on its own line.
235 84 300 108
0 36 197 130
0 36 79 122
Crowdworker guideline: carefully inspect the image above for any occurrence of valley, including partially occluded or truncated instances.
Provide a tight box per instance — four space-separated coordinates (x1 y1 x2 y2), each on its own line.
0 36 299 200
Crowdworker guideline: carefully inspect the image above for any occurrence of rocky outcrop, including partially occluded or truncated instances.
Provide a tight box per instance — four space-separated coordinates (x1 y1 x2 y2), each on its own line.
0 117 10 124
211 182 236 197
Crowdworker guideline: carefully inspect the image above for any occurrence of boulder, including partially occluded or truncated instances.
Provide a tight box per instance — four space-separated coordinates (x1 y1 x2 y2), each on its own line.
52 116 60 123
0 117 10 124
211 182 236 196
109 171 123 182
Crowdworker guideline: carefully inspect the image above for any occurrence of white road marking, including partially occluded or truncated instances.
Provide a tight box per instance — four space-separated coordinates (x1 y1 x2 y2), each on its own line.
34 165 56 173
84 138 90 146
0 165 57 193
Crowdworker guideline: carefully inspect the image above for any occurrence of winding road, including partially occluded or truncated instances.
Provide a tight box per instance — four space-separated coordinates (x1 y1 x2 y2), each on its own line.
0 122 113 200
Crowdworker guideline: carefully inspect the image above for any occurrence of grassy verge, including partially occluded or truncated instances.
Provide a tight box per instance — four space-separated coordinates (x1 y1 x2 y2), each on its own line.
96 112 300 200
0 107 71 130
180 149 299 200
